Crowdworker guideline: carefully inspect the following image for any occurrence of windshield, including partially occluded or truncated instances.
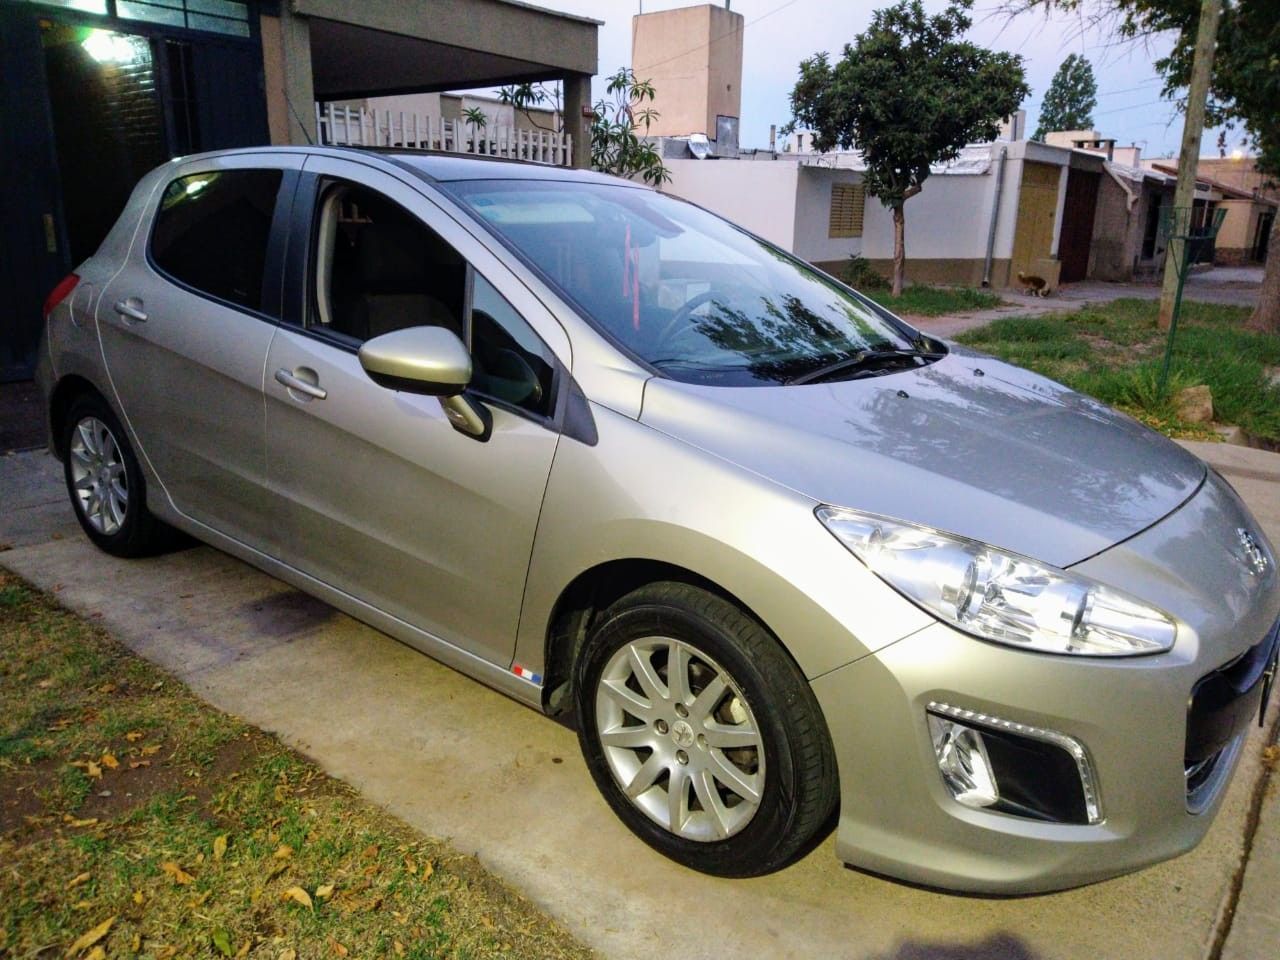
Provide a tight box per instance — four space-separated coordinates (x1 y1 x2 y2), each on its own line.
441 179 935 386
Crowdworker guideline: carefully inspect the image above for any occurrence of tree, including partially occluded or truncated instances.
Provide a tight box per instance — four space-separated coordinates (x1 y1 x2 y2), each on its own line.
1033 54 1098 140
497 81 562 133
789 0 1029 295
588 68 670 187
461 106 488 153
1010 0 1280 332
500 71 670 186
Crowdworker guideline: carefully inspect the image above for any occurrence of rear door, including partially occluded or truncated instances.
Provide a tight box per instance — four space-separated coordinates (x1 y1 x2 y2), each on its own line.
97 153 300 549
264 155 570 666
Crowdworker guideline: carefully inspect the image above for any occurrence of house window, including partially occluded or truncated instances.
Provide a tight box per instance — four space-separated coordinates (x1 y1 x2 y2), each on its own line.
829 183 865 239
117 0 250 37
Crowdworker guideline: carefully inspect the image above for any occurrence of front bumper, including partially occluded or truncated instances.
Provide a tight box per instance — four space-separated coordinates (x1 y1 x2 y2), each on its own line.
811 472 1280 893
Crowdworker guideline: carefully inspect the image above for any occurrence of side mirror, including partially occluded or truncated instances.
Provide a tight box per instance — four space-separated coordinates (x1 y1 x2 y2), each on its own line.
358 327 491 440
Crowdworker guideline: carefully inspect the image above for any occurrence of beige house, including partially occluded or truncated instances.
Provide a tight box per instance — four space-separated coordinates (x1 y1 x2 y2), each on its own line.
632 3 743 151
1143 159 1277 265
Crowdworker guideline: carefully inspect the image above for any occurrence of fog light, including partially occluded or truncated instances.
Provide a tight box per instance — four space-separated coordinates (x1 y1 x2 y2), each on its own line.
927 702 1102 825
929 715 999 809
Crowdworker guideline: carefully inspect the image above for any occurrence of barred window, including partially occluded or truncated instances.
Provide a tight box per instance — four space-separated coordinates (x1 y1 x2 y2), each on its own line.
828 183 866 239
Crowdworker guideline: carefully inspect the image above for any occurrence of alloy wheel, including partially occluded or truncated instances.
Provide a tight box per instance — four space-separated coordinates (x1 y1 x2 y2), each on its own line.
69 416 128 536
594 636 765 842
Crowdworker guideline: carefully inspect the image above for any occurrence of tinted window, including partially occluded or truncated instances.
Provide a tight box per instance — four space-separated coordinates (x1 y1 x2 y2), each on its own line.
311 182 465 343
310 181 556 420
151 169 283 313
470 275 556 418
442 180 921 386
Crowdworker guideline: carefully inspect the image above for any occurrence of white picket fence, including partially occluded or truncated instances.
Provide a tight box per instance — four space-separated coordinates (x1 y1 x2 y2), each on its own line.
315 103 573 167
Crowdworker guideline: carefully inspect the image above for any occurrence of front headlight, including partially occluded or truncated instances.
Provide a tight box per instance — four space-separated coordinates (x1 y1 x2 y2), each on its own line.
817 506 1176 657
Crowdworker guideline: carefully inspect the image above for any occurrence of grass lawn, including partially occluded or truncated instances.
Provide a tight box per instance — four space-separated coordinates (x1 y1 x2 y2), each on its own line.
956 298 1280 444
0 571 591 960
864 285 1005 317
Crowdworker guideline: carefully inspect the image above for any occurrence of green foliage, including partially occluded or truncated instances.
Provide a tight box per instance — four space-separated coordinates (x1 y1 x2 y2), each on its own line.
461 106 488 130
956 298 1280 441
864 285 1006 316
789 0 1029 209
1033 54 1098 140
589 68 670 186
843 255 889 290
497 81 561 133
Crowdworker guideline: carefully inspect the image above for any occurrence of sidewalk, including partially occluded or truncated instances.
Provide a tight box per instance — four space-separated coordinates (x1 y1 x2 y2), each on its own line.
907 266 1263 340
1 439 1278 960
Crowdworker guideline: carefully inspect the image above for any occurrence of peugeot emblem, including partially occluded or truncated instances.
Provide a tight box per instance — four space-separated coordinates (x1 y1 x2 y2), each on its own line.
1237 527 1270 576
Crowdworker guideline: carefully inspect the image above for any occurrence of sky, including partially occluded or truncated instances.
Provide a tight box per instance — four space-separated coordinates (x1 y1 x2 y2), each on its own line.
496 0 1241 160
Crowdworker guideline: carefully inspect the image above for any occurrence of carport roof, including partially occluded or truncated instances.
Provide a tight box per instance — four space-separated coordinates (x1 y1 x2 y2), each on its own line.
297 0 600 100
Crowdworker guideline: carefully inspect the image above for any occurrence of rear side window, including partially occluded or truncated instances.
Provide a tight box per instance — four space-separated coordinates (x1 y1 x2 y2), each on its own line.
151 169 283 313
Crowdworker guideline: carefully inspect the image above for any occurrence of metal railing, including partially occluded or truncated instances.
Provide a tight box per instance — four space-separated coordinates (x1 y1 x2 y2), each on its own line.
315 103 572 166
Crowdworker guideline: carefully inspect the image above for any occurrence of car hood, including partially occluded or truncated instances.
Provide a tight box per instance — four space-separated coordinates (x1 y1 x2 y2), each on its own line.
639 349 1206 568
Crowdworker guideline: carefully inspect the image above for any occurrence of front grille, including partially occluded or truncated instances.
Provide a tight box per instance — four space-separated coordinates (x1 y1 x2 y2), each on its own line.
1185 616 1280 809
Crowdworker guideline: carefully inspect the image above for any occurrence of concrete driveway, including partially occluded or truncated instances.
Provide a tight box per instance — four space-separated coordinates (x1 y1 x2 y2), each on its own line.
3 444 1278 960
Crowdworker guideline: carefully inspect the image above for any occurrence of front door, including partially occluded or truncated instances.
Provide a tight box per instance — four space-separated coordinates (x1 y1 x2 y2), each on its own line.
97 155 298 549
264 157 569 666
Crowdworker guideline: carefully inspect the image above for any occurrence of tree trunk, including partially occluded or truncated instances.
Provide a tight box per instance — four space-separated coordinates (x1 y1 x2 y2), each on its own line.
892 204 906 297
1246 214 1280 334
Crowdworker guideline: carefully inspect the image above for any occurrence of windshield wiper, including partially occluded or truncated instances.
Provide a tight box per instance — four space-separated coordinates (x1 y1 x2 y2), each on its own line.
786 348 942 386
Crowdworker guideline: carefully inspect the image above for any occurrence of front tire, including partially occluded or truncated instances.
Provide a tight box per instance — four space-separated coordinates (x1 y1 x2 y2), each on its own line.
62 394 170 557
574 582 838 877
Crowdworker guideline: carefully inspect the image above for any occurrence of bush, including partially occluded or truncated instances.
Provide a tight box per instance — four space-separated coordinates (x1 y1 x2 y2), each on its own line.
843 256 889 291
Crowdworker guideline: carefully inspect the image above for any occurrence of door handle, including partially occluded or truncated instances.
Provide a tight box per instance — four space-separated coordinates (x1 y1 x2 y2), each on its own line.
113 298 148 322
274 368 327 400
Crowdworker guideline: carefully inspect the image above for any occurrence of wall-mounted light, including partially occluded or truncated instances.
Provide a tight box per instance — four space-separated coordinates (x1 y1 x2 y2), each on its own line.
81 30 138 65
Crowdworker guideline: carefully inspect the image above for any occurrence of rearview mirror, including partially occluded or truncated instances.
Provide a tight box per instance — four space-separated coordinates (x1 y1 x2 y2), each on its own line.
359 327 491 440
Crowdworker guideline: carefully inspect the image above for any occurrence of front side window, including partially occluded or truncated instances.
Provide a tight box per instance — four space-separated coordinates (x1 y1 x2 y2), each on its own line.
440 179 926 386
310 181 556 419
151 169 282 313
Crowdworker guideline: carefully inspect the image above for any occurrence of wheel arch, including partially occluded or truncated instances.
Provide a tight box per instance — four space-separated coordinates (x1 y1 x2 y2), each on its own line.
540 558 793 718
48 374 111 461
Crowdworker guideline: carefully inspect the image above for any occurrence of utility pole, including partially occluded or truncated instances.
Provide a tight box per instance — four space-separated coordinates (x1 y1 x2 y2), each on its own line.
1158 0 1222 330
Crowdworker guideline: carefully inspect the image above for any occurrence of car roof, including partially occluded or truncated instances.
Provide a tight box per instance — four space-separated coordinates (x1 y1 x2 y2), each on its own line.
168 145 639 188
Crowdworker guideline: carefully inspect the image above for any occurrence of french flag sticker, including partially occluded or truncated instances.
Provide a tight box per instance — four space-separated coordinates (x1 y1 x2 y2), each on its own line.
513 664 542 684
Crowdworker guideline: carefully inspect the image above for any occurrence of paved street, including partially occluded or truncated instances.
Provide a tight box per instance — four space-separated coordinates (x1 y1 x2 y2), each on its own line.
2 441 1278 960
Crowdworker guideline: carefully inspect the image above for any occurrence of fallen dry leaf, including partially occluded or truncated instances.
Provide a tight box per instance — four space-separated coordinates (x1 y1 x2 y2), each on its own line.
329 938 348 957
393 941 405 957
125 731 144 742
273 844 293 860
86 761 102 780
85 948 105 960
213 834 228 861
100 753 119 770
421 861 434 882
132 890 145 905
67 872 91 890
315 883 335 900
140 745 161 757
160 862 194 886
65 817 99 829
281 886 313 910
278 950 297 960
64 915 114 958
129 760 151 770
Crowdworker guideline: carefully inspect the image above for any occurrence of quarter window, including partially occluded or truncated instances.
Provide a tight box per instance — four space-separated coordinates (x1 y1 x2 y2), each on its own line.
151 169 283 313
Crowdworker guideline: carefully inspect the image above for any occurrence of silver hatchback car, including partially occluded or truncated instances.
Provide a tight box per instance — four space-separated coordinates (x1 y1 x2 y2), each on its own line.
38 147 1279 892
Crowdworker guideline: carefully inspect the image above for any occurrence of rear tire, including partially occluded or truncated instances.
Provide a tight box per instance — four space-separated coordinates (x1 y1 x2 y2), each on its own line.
62 394 171 557
574 582 838 877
